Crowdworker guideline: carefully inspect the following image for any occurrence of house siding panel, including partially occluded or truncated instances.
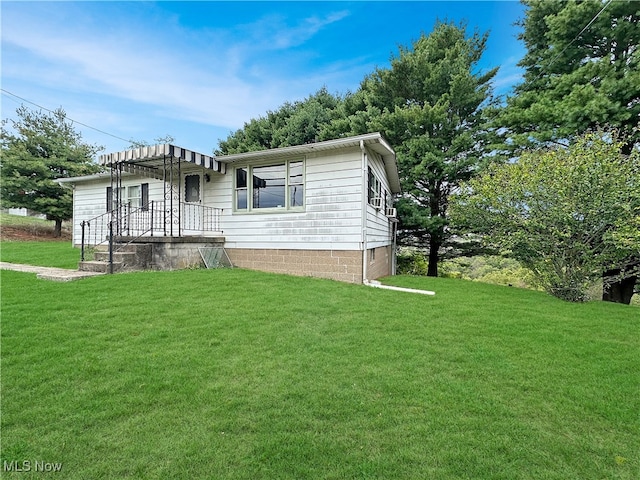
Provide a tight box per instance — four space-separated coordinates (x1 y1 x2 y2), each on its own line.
365 150 394 249
70 177 166 245
221 149 365 251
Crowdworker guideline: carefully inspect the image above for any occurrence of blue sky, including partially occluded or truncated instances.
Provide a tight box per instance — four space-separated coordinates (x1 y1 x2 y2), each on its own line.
1 1 527 157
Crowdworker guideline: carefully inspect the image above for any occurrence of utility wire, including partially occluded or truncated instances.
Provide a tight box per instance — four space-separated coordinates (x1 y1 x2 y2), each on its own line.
1 1 614 143
1 88 132 144
531 0 613 82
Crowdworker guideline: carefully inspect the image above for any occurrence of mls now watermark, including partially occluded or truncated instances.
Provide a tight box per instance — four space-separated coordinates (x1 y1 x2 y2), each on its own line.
3 460 63 473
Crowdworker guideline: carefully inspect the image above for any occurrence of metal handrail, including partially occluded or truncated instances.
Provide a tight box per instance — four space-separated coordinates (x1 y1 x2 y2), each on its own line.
80 201 222 265
80 202 158 260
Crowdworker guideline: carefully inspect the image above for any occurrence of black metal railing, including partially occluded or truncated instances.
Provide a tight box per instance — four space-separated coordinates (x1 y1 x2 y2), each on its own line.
80 201 222 263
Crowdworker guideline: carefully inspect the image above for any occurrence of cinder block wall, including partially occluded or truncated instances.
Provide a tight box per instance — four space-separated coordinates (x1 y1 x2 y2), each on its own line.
225 249 364 283
365 246 393 281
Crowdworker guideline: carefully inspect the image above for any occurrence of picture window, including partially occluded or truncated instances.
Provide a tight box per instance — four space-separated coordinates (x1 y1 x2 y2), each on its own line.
235 160 304 212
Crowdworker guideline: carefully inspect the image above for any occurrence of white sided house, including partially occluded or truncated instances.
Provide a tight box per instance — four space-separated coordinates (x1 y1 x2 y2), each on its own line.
60 133 400 283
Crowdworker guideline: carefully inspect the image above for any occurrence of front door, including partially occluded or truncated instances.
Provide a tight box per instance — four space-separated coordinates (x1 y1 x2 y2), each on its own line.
183 173 203 235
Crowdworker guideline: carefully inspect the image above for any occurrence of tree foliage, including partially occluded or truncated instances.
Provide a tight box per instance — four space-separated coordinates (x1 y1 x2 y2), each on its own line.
338 22 498 276
215 88 343 154
450 129 640 302
499 0 640 151
1 106 103 235
128 134 176 149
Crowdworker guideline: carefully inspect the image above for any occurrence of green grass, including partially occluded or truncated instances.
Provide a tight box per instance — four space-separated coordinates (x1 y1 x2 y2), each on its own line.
0 213 79 268
0 212 51 227
0 241 80 269
1 268 638 479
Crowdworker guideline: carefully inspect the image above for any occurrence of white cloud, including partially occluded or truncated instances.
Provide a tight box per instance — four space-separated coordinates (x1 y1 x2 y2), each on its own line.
491 56 524 97
1 3 354 132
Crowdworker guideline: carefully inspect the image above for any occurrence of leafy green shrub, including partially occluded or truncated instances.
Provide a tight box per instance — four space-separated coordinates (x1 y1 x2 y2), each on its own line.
436 255 539 290
396 250 429 276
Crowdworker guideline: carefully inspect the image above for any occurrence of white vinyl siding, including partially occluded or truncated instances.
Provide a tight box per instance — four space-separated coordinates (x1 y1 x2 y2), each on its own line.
221 149 365 250
70 177 165 245
66 137 397 253
366 151 394 249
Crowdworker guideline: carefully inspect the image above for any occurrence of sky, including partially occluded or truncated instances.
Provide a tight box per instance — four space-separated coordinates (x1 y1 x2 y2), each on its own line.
1 1 527 158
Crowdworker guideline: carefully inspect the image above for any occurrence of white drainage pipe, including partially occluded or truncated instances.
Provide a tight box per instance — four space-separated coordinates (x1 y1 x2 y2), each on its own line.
365 280 435 296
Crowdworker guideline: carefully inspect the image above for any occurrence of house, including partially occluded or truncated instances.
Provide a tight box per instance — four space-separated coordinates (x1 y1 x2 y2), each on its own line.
59 132 401 283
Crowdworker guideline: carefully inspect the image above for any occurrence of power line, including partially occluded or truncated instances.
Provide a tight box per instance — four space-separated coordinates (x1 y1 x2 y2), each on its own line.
532 0 613 82
1 88 132 144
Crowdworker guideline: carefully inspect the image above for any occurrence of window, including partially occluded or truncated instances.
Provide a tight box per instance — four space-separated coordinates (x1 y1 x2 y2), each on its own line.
368 166 382 207
128 185 142 208
289 161 304 207
185 174 200 203
253 164 285 208
235 168 248 209
235 160 304 212
106 183 149 211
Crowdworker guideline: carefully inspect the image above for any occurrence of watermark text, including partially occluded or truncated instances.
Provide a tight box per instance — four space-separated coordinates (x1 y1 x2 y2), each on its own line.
3 460 63 473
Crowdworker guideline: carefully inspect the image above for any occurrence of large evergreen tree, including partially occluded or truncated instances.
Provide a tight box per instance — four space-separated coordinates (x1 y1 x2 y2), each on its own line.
499 0 640 302
1 106 103 236
500 0 640 151
338 22 498 276
216 88 343 154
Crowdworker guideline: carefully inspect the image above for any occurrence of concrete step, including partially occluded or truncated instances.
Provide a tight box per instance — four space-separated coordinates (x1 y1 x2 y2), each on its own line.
93 251 137 263
90 243 153 270
79 260 124 273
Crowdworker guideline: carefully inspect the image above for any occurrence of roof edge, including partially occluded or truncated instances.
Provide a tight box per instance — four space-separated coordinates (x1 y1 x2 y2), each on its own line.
218 132 395 163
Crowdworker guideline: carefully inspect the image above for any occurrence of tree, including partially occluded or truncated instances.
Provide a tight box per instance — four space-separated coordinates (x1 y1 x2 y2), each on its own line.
337 22 498 276
128 134 176 148
500 0 640 151
1 106 103 236
216 87 344 154
450 130 640 303
498 0 640 301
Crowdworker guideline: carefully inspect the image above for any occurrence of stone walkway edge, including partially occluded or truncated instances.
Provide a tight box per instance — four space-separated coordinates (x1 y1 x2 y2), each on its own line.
0 262 104 282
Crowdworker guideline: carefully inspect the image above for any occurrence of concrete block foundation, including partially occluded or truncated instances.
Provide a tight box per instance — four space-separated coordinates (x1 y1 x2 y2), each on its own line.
226 246 393 284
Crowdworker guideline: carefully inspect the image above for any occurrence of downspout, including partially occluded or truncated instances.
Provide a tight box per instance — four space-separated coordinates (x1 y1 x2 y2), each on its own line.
360 140 368 284
392 219 398 275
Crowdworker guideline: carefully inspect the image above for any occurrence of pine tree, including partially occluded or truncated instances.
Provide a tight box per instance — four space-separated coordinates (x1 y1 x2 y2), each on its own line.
1 106 103 236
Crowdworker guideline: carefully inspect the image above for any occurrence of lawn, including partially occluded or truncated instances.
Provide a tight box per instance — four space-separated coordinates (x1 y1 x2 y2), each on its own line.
0 213 80 269
0 241 80 269
1 267 638 479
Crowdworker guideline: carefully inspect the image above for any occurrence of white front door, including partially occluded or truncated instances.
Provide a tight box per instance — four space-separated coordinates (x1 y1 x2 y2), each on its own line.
183 173 203 235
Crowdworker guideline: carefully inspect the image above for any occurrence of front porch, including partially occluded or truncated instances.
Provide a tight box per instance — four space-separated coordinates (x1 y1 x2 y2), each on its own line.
79 235 226 273
78 144 228 273
98 143 226 240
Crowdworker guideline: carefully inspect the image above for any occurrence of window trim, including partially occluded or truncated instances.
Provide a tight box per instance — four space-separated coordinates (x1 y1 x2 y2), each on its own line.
368 166 383 208
233 159 305 213
106 183 149 212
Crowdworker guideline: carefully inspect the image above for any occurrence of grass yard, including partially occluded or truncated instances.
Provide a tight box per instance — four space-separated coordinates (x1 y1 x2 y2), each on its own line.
1 267 638 479
0 241 80 269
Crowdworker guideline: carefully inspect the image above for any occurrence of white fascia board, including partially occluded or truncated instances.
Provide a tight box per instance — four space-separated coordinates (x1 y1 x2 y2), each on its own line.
56 172 131 185
219 133 393 164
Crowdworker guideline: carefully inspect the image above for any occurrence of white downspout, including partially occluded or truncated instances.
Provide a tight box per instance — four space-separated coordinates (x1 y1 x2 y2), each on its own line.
360 140 368 284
